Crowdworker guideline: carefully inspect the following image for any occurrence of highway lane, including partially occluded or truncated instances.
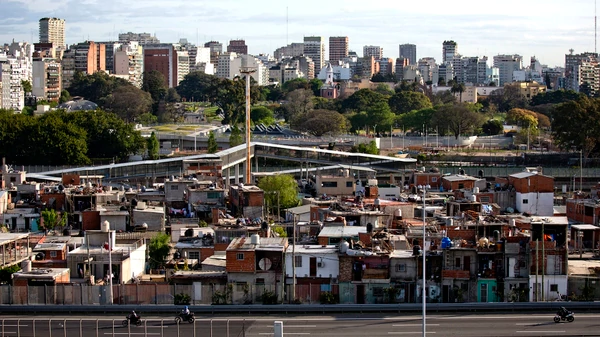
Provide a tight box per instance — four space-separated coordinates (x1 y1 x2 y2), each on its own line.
2 313 600 337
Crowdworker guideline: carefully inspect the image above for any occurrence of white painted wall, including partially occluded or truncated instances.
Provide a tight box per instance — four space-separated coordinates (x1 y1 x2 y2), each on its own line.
529 274 567 301
516 192 553 216
285 249 339 279
128 244 147 281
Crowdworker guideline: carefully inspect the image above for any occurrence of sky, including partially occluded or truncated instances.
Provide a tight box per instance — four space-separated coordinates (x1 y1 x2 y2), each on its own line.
0 0 597 68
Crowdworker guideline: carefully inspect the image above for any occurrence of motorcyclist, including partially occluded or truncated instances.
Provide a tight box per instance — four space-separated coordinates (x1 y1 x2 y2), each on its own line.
181 306 190 318
129 310 140 323
557 306 571 318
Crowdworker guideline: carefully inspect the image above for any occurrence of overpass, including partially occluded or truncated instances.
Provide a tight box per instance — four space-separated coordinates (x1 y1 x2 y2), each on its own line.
26 142 416 184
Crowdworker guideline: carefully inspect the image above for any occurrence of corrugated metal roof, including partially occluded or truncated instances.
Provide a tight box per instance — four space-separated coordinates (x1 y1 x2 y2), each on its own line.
442 174 479 182
318 226 367 238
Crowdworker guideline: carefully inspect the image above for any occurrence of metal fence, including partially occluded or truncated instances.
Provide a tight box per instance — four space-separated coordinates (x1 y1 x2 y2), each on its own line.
0 318 250 337
0 284 339 306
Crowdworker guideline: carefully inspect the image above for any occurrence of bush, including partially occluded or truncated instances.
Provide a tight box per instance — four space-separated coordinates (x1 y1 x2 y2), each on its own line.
260 290 278 304
319 291 338 304
174 292 191 305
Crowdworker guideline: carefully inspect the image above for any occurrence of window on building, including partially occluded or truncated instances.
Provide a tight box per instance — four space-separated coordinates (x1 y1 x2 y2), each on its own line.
236 253 244 260
346 181 353 188
255 278 265 284
550 284 558 292
294 256 302 267
522 199 528 204
322 181 337 188
479 196 490 203
170 185 179 191
50 251 57 258
396 264 406 272
207 192 221 199
188 251 200 260
458 183 464 189
431 177 437 182
10 177 16 182
455 257 461 268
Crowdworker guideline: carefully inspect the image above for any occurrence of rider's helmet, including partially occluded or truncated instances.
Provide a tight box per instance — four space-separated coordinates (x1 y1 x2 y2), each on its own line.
185 306 188 310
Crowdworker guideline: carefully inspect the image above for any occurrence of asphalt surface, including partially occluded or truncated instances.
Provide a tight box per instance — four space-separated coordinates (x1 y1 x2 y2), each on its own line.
1 313 599 337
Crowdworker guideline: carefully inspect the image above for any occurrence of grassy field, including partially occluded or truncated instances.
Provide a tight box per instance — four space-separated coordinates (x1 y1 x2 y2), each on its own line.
150 124 212 135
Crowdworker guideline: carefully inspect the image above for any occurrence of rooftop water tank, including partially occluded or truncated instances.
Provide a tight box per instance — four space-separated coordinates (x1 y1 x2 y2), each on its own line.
101 221 110 232
473 187 480 194
250 233 260 245
441 237 452 249
339 240 350 254
21 259 32 272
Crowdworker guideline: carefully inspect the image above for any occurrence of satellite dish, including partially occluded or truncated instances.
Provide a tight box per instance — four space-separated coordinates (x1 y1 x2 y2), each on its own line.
258 258 272 271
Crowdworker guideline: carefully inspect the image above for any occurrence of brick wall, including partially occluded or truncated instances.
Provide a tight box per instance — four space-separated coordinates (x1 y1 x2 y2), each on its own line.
358 233 372 247
338 255 353 282
446 229 476 241
226 250 256 273
82 211 100 230
200 247 215 262
214 243 229 252
318 237 328 246
40 193 66 211
442 270 470 279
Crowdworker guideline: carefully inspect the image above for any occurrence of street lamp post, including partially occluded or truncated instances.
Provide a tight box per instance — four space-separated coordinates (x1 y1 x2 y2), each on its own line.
103 220 113 305
422 185 427 337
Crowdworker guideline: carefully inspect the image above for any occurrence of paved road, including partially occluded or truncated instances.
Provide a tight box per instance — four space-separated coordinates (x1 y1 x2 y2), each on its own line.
2 313 599 337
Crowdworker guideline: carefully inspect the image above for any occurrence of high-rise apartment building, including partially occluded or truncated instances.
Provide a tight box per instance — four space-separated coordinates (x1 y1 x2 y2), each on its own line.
32 58 61 102
227 40 248 55
399 44 417 65
144 44 188 88
363 45 383 60
418 57 436 83
303 36 325 73
72 41 106 75
118 32 160 45
493 54 523 86
565 52 599 93
460 56 488 84
274 43 304 61
395 57 410 81
442 40 458 64
204 41 223 65
329 37 349 63
114 41 144 88
39 18 65 48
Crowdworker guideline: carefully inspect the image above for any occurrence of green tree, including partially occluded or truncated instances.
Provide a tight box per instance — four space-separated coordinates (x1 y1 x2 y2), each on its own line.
552 96 600 157
229 125 243 147
166 87 181 103
250 106 276 125
31 112 90 165
396 108 436 131
388 91 432 115
506 108 539 129
295 109 349 136
147 132 159 159
207 131 218 153
68 71 131 103
482 119 504 135
430 90 457 106
309 78 323 96
351 140 379 155
489 85 529 112
142 70 168 103
283 89 314 127
176 71 216 102
342 89 384 113
366 101 396 133
272 226 287 237
209 77 260 125
431 103 485 139
59 89 71 103
257 174 299 210
148 233 171 269
64 110 146 161
531 89 585 106
103 86 153 122
282 78 310 93
374 83 395 96
137 112 158 125
450 83 466 102
21 80 32 94
41 209 67 230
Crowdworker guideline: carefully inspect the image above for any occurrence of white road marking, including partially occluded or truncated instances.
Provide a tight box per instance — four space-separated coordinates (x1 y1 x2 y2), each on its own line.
259 333 310 335
388 332 436 335
0 325 28 327
393 324 440 327
516 331 565 334
264 325 317 328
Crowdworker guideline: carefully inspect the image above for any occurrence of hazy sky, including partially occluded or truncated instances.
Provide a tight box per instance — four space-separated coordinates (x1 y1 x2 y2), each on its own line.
0 0 597 67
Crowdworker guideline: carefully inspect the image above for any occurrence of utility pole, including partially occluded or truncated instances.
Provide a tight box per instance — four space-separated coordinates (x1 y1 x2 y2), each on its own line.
240 67 256 185
422 186 427 337
292 214 297 303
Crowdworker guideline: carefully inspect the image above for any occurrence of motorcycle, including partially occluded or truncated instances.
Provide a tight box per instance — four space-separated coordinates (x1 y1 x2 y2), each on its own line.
175 312 195 324
122 314 143 327
553 311 574 323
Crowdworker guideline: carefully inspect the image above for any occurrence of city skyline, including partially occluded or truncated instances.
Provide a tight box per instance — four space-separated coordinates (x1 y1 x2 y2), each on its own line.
0 0 597 67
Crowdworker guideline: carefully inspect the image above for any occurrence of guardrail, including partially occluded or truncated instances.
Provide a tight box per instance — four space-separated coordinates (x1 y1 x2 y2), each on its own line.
1 302 600 315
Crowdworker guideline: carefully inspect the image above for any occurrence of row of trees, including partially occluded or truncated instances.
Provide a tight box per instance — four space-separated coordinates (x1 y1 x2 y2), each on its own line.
0 109 145 165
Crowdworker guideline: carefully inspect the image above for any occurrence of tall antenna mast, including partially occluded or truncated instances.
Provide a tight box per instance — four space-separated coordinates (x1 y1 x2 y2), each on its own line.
595 0 597 54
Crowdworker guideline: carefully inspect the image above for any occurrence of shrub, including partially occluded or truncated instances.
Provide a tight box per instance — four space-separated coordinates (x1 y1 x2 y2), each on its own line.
174 292 191 305
319 291 338 304
260 290 278 304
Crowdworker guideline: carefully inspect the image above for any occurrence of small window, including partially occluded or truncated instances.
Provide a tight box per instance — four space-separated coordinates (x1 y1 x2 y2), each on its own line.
207 192 221 199
10 177 16 182
236 253 244 260
479 196 490 203
255 278 265 284
455 257 461 268
50 251 57 258
188 251 199 260
170 185 179 191
346 181 353 188
294 256 302 267
458 183 464 189
431 177 437 182
550 284 558 292
322 181 337 188
396 264 406 272
523 199 529 204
